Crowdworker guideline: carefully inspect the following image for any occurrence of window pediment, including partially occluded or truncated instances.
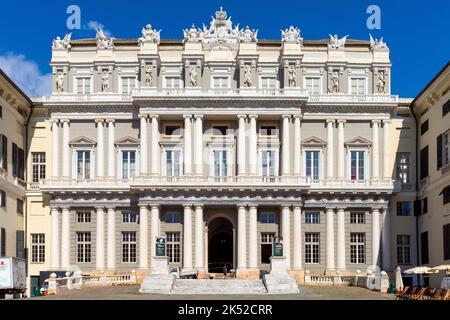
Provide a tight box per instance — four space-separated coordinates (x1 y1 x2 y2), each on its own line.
301 136 327 147
115 136 140 147
345 136 372 148
69 136 96 147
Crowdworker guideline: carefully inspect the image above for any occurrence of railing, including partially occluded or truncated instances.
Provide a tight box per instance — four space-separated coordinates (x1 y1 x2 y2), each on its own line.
83 272 137 287
309 94 399 103
40 178 130 189
42 93 132 103
27 182 40 191
310 179 395 189
304 272 390 291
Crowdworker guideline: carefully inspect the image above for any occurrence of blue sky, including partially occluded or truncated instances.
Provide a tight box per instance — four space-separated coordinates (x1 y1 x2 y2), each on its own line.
0 0 448 98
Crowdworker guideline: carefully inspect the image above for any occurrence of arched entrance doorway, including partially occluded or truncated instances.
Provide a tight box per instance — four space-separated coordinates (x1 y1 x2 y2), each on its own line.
208 217 234 273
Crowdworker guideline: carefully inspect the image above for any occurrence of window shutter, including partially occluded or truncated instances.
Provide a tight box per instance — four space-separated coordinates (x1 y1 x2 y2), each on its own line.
437 134 443 170
414 200 421 216
0 228 5 257
16 230 25 259
12 143 18 177
2 135 7 170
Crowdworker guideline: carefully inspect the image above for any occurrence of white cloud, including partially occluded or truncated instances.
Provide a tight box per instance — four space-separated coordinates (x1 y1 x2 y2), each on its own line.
0 53 52 98
83 20 112 37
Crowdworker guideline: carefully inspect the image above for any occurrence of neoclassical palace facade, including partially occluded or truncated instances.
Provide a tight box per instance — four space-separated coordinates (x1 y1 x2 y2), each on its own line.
25 9 419 285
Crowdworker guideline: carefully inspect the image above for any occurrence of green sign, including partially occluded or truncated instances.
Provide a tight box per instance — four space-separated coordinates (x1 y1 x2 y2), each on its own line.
273 243 283 257
155 236 166 257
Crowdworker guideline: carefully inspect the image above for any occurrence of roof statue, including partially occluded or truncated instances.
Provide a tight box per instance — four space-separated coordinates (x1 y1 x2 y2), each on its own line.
328 34 348 50
139 24 161 45
281 26 302 44
52 33 72 49
96 28 114 49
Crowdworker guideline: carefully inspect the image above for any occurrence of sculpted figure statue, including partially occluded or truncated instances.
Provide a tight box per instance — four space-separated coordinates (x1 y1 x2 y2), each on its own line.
145 64 153 86
139 24 161 45
377 71 386 94
189 65 198 87
281 26 302 44
288 65 297 87
244 65 252 87
52 33 71 49
96 28 114 49
239 26 258 43
183 24 203 43
56 72 64 93
101 71 110 92
329 71 340 93
328 34 348 50
369 34 388 50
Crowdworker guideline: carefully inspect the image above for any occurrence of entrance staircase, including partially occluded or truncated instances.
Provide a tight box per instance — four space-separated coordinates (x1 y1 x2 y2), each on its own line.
171 279 267 295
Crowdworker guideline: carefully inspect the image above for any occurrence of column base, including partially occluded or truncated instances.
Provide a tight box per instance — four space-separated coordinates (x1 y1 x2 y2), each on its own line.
289 270 305 285
236 269 249 279
196 270 209 279
246 269 260 280
136 269 152 283
324 269 336 276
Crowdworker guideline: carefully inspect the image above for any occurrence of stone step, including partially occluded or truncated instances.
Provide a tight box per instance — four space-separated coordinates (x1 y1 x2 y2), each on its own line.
172 279 267 294
139 275 176 294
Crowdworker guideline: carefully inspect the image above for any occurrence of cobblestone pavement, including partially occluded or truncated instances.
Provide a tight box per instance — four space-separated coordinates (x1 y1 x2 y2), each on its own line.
30 285 395 300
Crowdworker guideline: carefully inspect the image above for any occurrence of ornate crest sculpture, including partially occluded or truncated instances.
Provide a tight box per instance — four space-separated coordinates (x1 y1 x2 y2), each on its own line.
369 34 388 50
52 33 72 49
183 24 204 43
96 28 114 49
281 26 302 44
139 24 161 45
328 34 348 50
239 26 258 43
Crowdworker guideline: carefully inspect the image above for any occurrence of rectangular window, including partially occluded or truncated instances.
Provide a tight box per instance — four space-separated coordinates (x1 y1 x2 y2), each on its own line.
167 232 181 263
213 150 228 180
122 212 137 223
12 143 24 180
260 126 277 136
442 131 450 167
76 150 91 181
164 125 181 136
350 78 366 95
443 100 450 117
261 150 276 177
31 234 45 263
422 198 428 215
0 190 6 207
121 150 136 180
396 153 410 184
305 151 320 181
443 186 450 205
420 120 429 135
444 224 450 260
260 212 276 224
350 212 365 224
0 135 7 171
305 77 320 95
165 77 181 89
165 212 180 224
212 125 228 136
420 146 429 179
305 233 320 264
76 77 91 94
212 77 228 89
121 77 136 94
122 232 137 263
350 151 366 181
16 199 24 214
396 234 411 265
261 77 277 90
166 150 181 177
261 233 275 264
0 228 5 257
32 152 46 182
305 212 320 224
396 201 411 216
77 211 91 223
421 232 429 264
350 233 365 264
16 230 25 259
0 105 2 118
76 232 91 263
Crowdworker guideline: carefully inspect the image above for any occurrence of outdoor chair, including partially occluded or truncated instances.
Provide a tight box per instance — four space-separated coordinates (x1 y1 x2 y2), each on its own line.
420 287 436 300
403 286 422 300
395 286 411 300
432 288 449 300
408 287 426 300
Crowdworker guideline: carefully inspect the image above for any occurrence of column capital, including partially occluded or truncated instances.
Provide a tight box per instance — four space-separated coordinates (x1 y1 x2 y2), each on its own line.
50 206 60 211
326 119 336 124
281 114 292 119
194 204 204 209
138 204 148 209
236 204 247 210
149 114 159 120
150 204 161 210
194 114 204 119
248 114 258 119
237 114 247 119
337 119 346 124
183 204 194 209
50 119 60 124
138 113 148 119
60 206 70 211
280 203 292 209
105 206 116 211
325 206 336 211
60 119 70 124
183 114 193 119
95 205 106 211
382 119 391 125
248 204 259 209
105 118 115 123
293 204 303 209
371 119 381 124
95 118 105 124
293 114 303 120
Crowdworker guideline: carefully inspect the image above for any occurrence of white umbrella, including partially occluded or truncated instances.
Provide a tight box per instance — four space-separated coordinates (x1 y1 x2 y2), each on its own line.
430 265 450 272
395 266 404 291
404 266 437 274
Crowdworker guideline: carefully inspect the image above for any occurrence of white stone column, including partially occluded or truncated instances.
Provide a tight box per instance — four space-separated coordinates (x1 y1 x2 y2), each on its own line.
336 208 345 271
95 119 105 178
150 205 160 258
96 207 106 270
61 119 70 178
281 115 291 176
106 207 116 270
281 205 291 269
326 208 335 271
248 115 258 176
293 205 302 270
382 120 391 179
61 207 70 269
237 205 247 271
50 207 60 269
326 120 334 180
183 205 193 271
194 115 203 176
106 119 115 178
183 115 192 176
51 120 59 178
237 114 247 176
382 207 391 270
337 120 346 180
248 205 258 271
194 205 204 271
372 120 380 180
150 115 160 176
139 205 149 269
372 208 381 268
140 115 148 175
293 115 302 176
